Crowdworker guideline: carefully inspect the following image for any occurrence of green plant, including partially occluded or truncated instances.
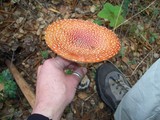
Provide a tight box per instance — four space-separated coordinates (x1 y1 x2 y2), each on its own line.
97 2 124 28
128 59 137 65
41 50 49 59
149 32 158 43
122 0 132 17
133 23 158 44
0 69 17 101
153 8 159 17
65 69 73 75
119 43 126 57
93 18 103 26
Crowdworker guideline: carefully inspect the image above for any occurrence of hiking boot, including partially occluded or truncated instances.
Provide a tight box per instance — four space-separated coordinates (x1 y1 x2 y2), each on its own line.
95 61 132 112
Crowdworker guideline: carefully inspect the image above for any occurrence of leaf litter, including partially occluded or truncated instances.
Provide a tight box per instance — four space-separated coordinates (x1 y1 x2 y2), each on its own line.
0 0 159 119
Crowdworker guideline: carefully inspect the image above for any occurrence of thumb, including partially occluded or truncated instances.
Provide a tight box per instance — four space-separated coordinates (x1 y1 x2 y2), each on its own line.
67 67 87 88
37 65 42 76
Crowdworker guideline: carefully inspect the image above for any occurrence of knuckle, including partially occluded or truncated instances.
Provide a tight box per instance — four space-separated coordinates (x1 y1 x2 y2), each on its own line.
43 59 52 65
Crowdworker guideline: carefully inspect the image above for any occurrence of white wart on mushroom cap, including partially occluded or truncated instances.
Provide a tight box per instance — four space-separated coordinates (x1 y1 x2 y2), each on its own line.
45 19 121 63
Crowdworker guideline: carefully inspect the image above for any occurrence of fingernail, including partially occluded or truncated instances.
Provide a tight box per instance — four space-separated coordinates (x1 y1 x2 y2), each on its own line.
82 67 87 74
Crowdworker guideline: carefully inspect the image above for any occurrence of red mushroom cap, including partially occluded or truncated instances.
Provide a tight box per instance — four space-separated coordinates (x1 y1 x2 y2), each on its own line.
45 19 121 63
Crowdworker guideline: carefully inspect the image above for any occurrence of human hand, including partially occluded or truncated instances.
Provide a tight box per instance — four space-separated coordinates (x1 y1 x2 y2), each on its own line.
32 56 87 120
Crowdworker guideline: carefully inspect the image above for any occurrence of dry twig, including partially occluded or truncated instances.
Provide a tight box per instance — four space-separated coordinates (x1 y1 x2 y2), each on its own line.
130 50 153 77
5 60 35 108
114 0 156 30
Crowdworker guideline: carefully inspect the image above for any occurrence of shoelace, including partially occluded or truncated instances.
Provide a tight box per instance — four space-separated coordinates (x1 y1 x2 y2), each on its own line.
111 74 131 95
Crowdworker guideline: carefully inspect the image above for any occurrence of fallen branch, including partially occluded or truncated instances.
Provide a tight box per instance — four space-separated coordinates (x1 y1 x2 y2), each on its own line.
5 60 35 108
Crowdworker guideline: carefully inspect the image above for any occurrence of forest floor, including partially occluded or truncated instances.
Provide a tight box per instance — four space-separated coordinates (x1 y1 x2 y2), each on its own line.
0 0 159 120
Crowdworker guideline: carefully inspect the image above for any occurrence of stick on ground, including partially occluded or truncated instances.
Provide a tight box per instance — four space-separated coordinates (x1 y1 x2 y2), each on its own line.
5 60 35 108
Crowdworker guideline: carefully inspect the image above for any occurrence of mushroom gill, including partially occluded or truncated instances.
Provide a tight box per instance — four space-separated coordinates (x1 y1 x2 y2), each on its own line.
45 19 121 63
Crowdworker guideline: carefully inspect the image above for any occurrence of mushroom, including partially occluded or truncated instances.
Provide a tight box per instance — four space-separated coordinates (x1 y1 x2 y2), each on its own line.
45 19 120 63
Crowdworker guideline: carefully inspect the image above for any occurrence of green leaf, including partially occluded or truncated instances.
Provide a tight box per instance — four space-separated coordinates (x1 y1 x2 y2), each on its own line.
122 0 132 17
65 69 73 75
98 3 113 19
93 19 103 25
0 75 4 83
153 8 160 16
2 69 13 81
149 37 155 43
97 2 124 28
119 43 126 57
0 69 17 99
109 15 124 27
4 80 17 98
41 50 49 59
149 32 158 43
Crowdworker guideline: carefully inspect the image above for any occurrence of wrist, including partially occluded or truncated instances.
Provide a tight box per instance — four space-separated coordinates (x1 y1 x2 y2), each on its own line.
28 114 51 120
32 102 64 120
32 103 54 119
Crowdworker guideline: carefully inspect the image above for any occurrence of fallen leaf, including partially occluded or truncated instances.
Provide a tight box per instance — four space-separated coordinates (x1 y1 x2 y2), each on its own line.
98 102 104 109
122 57 129 64
78 92 88 100
0 83 4 91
